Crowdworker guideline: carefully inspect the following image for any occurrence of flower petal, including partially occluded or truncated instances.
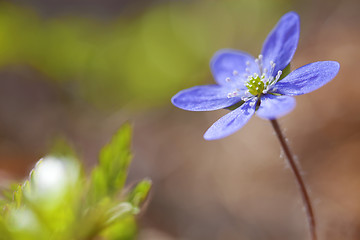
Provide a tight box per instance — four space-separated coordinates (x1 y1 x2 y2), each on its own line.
256 95 296 120
204 100 256 140
210 49 259 85
275 61 340 95
171 85 243 111
261 12 300 76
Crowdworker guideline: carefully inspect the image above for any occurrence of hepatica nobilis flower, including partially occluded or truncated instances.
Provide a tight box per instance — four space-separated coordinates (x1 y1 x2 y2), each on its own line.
171 12 340 140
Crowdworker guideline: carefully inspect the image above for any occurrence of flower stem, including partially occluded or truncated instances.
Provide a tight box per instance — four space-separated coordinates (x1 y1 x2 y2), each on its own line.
270 119 317 240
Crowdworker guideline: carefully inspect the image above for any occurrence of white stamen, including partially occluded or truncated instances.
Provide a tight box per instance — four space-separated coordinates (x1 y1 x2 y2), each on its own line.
225 77 231 82
266 60 276 78
241 58 283 98
256 55 264 75
232 70 238 76
227 90 239 98
242 96 251 101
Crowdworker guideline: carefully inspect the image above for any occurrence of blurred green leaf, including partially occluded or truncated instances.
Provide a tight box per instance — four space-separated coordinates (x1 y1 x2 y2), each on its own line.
48 138 79 159
13 185 22 208
127 179 152 208
278 64 291 81
0 216 11 240
89 123 132 203
101 216 138 240
0 123 149 240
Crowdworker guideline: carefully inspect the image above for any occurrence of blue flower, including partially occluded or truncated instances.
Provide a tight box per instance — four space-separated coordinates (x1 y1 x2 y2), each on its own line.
171 12 340 140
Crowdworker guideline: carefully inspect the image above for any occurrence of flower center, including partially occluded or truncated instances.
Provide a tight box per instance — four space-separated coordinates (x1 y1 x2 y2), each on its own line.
225 55 283 101
245 74 265 96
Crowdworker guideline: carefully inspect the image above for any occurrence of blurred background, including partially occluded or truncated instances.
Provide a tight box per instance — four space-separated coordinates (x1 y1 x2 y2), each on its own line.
0 0 359 239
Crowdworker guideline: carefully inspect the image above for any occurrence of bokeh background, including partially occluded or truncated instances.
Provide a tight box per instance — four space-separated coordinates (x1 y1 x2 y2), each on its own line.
0 0 359 239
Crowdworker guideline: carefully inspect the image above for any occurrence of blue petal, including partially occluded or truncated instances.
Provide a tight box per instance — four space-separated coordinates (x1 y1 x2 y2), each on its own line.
171 85 243 111
256 95 296 120
210 49 259 85
204 100 256 140
261 12 300 76
275 61 340 95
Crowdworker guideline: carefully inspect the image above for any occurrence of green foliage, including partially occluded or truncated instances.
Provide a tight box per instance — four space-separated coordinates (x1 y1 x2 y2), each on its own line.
127 180 151 208
0 1 290 109
278 64 291 81
0 124 151 240
89 123 132 203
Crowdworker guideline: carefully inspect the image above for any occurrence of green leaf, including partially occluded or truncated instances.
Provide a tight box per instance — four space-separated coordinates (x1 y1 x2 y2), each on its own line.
104 179 151 227
13 184 23 208
48 138 78 160
107 202 135 224
101 216 137 240
0 122 150 240
127 179 152 208
0 183 25 211
89 123 133 203
0 216 11 240
278 64 291 81
226 100 245 111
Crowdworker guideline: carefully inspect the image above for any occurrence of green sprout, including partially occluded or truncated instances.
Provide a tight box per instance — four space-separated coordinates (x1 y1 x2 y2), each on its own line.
0 123 151 240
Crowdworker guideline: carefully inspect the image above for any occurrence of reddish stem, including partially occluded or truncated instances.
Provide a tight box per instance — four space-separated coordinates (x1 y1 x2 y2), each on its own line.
270 119 317 240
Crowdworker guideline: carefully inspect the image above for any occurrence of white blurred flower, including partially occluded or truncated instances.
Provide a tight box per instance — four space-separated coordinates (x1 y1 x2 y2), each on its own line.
27 156 80 207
